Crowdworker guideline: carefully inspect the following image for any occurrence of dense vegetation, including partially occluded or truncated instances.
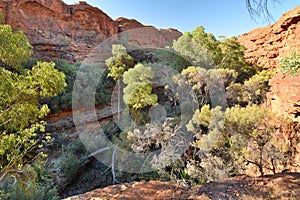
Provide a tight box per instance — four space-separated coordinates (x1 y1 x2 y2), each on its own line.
0 24 66 199
0 15 299 200
97 26 298 186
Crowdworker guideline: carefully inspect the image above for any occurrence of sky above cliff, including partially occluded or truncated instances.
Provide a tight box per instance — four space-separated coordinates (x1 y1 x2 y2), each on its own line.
63 0 299 37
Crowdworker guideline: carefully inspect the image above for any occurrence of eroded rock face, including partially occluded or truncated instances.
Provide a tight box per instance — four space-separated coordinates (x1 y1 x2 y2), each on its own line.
238 6 300 122
0 0 118 62
266 72 300 122
238 5 300 69
0 0 182 63
116 17 182 47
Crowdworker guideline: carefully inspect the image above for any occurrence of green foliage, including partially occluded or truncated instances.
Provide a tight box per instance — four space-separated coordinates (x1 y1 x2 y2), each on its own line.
224 105 290 175
227 70 274 106
59 152 81 178
0 24 66 182
38 59 114 113
56 138 87 180
40 59 77 113
184 104 292 181
106 44 135 81
218 36 257 81
189 26 223 65
123 63 158 119
0 160 60 200
280 52 300 75
172 26 257 82
213 68 238 88
0 61 66 179
179 66 231 106
0 10 4 25
173 34 214 68
29 62 66 98
181 66 207 92
72 62 102 109
188 105 224 151
154 48 191 72
124 83 158 111
0 24 32 69
0 61 65 131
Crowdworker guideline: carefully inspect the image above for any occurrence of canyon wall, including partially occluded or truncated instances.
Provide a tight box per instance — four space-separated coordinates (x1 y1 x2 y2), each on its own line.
238 6 300 122
0 0 181 62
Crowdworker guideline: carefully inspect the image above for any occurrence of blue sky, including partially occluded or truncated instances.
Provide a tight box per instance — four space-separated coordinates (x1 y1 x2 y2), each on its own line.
62 0 299 37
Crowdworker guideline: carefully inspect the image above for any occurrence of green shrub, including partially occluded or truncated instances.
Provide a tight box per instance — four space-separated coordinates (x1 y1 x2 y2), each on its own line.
59 152 81 178
0 161 60 200
23 59 115 113
281 52 300 75
226 70 274 107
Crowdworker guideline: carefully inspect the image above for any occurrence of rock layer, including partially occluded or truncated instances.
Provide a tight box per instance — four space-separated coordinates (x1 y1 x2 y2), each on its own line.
238 5 300 69
0 0 181 63
238 6 300 122
0 0 118 62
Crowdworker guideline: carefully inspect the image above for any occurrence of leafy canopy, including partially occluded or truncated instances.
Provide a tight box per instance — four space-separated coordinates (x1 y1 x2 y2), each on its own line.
0 25 32 69
173 26 257 82
0 23 66 182
106 44 134 81
123 63 158 114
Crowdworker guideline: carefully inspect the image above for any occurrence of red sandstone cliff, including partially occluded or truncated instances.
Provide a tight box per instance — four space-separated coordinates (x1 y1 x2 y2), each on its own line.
238 6 300 69
238 6 300 122
0 0 181 62
116 17 182 43
0 0 118 62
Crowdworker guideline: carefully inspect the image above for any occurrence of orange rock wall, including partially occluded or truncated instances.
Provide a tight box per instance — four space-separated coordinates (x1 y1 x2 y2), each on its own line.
0 0 119 62
0 0 181 62
238 6 300 121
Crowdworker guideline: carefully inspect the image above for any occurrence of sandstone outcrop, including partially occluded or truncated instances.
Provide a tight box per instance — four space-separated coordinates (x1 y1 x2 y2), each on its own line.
238 6 300 122
0 0 182 63
238 5 300 69
0 0 118 62
116 17 182 47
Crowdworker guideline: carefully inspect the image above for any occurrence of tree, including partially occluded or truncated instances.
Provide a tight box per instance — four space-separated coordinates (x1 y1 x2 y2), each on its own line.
0 23 66 183
123 63 158 125
186 104 291 179
190 26 223 65
0 24 32 70
187 105 224 151
106 44 135 81
218 36 257 82
106 44 134 120
224 105 290 176
180 66 209 106
173 29 215 68
172 27 258 82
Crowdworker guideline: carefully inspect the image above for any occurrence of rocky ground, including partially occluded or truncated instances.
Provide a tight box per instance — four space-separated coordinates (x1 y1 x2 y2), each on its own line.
64 172 300 200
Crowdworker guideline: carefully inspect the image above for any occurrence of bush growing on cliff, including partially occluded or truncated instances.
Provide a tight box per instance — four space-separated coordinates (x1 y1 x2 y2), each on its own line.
226 70 274 107
281 52 300 75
